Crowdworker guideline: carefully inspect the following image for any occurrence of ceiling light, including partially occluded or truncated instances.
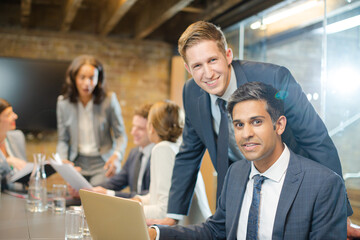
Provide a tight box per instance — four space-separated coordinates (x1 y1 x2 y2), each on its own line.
326 15 360 34
250 0 320 30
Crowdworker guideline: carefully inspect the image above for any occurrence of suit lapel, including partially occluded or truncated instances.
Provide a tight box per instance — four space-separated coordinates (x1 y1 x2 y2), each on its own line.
198 91 217 163
228 161 251 239
70 103 78 148
232 61 248 87
92 103 101 148
272 152 304 239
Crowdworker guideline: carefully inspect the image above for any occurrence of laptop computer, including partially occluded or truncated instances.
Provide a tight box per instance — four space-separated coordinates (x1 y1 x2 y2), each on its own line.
79 189 150 240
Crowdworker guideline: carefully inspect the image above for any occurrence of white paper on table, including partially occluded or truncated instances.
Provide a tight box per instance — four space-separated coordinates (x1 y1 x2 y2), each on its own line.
49 160 92 191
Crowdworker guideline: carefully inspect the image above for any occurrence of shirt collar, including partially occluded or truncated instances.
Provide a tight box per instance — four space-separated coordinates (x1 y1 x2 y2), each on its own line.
209 65 237 106
140 143 155 158
77 98 94 111
249 144 290 182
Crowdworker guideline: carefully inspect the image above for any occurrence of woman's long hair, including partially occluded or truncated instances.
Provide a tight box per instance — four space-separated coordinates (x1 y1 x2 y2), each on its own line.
62 55 107 104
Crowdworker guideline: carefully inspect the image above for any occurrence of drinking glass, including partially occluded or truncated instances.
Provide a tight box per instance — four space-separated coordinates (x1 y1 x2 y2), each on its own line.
52 184 66 214
65 210 83 239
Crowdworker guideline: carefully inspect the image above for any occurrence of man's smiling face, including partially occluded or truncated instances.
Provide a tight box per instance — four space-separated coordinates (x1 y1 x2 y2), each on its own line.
184 40 233 97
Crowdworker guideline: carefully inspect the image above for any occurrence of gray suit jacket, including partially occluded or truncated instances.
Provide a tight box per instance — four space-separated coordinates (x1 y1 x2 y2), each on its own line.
160 150 347 240
0 130 27 178
6 130 28 161
56 92 127 164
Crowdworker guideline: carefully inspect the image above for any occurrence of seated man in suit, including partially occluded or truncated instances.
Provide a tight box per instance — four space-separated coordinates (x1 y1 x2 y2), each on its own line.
91 103 154 198
149 82 347 239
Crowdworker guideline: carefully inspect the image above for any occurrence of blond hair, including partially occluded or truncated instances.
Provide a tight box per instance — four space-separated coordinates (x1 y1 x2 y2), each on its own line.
178 21 228 63
148 101 183 143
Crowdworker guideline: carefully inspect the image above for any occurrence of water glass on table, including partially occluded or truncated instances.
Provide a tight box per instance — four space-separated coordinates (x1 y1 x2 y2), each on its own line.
65 209 83 240
82 211 92 239
52 184 67 214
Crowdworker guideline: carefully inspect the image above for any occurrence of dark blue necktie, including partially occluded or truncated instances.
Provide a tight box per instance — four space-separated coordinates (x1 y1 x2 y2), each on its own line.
216 98 229 199
132 151 143 193
246 174 267 240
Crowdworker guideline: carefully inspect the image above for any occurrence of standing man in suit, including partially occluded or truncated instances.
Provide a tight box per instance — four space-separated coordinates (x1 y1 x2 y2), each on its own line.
153 21 356 236
90 104 154 198
148 82 347 240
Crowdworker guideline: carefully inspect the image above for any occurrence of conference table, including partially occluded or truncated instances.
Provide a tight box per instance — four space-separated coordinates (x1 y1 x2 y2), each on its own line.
0 192 66 239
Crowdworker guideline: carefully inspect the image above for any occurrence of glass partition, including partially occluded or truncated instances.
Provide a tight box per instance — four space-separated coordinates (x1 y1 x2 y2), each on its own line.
224 0 360 224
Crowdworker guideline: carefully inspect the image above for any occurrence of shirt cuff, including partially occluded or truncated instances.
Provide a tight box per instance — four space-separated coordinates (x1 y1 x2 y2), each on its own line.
113 151 122 161
106 190 115 196
150 226 160 240
166 213 184 221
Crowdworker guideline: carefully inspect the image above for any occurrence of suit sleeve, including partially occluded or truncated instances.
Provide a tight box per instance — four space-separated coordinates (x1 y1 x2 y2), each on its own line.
101 151 132 191
109 93 127 162
309 172 347 239
7 130 27 161
159 163 235 240
272 67 352 215
274 67 342 176
56 96 70 160
167 84 207 216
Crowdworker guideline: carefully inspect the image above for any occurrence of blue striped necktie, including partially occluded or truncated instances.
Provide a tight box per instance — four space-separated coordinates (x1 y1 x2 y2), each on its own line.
246 174 267 240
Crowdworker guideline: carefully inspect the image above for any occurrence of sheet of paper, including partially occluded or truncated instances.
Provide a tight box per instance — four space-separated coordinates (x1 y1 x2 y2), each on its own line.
8 163 34 183
8 162 56 184
50 160 92 191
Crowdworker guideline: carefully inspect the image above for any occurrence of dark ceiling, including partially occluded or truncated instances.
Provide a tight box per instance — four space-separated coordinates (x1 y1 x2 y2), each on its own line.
0 0 283 44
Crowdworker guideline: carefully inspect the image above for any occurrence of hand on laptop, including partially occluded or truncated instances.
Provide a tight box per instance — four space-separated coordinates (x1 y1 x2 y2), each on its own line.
347 217 360 239
146 217 177 226
91 186 108 194
131 197 142 203
67 184 80 198
148 227 157 240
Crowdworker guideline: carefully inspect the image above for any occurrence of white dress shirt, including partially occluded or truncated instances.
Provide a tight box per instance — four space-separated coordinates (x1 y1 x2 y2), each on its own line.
137 143 154 193
209 66 244 162
77 100 99 156
237 144 290 240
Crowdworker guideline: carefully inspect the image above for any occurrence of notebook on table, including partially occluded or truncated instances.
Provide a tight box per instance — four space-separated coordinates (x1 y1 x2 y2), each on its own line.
79 189 150 240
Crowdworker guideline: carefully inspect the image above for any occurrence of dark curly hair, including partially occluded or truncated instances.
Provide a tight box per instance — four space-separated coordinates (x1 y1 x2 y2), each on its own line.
61 55 107 104
148 101 183 143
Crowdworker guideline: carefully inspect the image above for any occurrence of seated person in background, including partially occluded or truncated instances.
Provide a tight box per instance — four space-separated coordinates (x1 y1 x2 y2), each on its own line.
134 101 211 224
92 103 154 197
0 98 27 189
56 55 127 186
149 82 347 240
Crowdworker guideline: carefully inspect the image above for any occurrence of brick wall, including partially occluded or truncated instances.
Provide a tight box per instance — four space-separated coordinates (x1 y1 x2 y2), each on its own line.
0 29 173 159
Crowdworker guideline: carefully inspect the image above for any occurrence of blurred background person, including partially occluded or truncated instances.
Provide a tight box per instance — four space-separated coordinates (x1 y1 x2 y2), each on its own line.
134 101 211 224
92 103 154 197
0 98 27 188
56 55 127 186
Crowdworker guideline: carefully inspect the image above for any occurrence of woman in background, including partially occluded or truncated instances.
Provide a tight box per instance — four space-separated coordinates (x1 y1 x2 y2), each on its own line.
56 55 127 186
0 98 27 183
135 101 211 223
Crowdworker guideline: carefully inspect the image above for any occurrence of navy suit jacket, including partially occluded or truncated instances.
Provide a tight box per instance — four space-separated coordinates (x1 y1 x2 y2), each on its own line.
168 60 349 216
160 151 347 240
101 147 150 198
